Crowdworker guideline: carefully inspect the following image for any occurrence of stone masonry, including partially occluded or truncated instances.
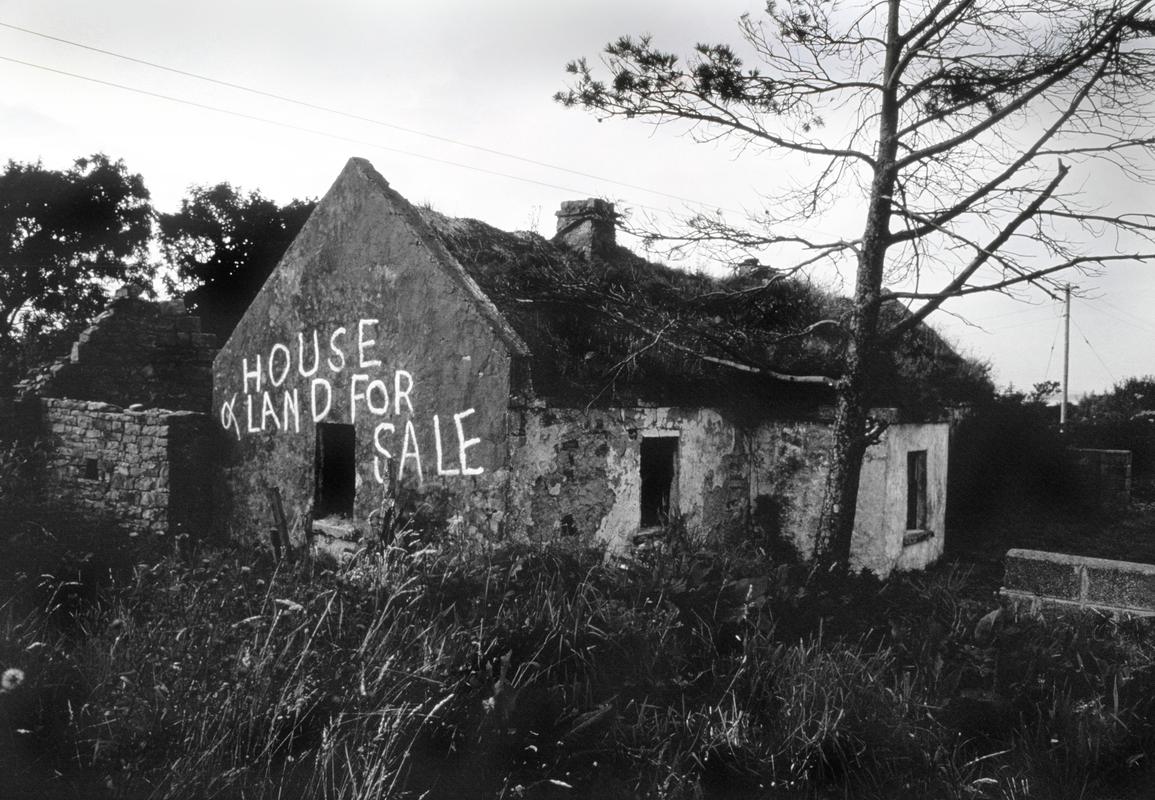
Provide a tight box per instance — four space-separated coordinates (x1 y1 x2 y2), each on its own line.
6 288 220 539
553 199 617 260
38 398 216 538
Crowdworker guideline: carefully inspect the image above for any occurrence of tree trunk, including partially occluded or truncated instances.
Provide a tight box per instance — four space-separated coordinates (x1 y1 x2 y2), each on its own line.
814 0 901 567
814 251 885 566
815 359 869 566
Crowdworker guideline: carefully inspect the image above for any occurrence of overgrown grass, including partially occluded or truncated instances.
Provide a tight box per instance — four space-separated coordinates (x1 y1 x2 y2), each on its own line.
3 517 1155 799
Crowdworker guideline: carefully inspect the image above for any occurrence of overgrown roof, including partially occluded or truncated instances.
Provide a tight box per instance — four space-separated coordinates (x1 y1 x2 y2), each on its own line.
419 209 991 419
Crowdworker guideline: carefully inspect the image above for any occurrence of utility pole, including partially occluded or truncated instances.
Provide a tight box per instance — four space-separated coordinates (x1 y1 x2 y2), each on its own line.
1061 284 1071 434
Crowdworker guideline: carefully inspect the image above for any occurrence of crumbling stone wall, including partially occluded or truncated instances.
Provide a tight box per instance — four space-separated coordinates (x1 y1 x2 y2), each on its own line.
36 398 215 538
17 288 217 413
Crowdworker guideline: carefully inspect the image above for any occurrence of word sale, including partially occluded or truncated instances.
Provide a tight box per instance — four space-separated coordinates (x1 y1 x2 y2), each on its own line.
219 321 485 484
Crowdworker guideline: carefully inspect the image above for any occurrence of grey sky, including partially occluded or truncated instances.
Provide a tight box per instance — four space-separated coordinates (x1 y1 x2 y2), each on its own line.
1 0 1152 397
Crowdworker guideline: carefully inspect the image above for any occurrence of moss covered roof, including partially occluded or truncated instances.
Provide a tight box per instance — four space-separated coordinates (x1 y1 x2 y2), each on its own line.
419 209 990 418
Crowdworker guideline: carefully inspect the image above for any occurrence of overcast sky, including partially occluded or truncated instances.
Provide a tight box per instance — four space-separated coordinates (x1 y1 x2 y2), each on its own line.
1 0 1152 397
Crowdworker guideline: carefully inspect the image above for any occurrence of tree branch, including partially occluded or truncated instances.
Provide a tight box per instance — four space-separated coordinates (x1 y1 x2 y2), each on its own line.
897 2 1148 169
886 253 1155 301
883 162 1070 340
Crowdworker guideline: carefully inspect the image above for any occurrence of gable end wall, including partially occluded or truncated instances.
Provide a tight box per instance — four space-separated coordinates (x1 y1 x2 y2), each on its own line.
212 159 519 545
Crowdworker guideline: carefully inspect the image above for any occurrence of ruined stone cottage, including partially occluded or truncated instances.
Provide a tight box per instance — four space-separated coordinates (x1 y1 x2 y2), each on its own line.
7 289 217 538
213 157 954 575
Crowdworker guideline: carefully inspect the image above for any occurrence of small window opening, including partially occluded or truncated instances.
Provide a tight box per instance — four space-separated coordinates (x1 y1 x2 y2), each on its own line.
84 457 99 480
640 436 678 527
906 450 928 530
315 423 356 518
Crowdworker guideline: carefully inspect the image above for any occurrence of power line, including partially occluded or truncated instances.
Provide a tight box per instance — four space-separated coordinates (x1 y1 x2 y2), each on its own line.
1088 298 1155 337
0 20 740 215
971 303 1054 324
0 53 685 215
1042 308 1063 381
1072 318 1117 384
986 315 1060 333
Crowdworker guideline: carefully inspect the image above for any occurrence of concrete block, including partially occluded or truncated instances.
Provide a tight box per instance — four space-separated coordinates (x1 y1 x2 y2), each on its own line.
1003 549 1155 615
1084 558 1155 609
1003 549 1081 600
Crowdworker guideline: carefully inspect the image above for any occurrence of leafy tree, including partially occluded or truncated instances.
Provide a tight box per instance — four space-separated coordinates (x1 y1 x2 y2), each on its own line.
0 154 153 378
1077 375 1155 424
559 0 1155 566
1030 381 1062 407
160 184 315 341
1072 375 1155 476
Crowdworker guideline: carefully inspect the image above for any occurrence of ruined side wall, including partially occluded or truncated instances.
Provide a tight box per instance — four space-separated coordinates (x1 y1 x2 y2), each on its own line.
213 159 522 546
510 408 948 576
36 399 214 537
508 406 746 550
18 292 217 413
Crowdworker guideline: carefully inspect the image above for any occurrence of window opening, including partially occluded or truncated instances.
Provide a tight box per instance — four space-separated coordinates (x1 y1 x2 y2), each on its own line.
315 423 356 518
84 457 99 480
640 436 678 527
906 450 928 530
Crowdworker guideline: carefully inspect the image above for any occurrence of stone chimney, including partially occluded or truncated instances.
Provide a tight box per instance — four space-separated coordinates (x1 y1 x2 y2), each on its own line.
554 199 616 259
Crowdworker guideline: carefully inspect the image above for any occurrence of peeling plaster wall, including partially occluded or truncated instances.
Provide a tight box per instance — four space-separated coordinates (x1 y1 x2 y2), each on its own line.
748 421 834 560
748 420 949 574
509 408 949 576
212 159 523 546
853 422 949 575
508 406 745 550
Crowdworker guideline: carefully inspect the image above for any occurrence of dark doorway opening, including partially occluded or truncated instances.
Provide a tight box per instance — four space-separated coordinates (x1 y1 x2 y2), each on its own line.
316 423 356 518
906 450 928 530
640 436 678 527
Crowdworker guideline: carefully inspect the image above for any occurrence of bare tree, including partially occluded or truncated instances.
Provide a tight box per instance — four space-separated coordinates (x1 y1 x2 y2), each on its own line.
558 0 1155 567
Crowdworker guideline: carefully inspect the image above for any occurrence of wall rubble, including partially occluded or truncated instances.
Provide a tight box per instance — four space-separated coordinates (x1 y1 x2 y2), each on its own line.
17 288 217 413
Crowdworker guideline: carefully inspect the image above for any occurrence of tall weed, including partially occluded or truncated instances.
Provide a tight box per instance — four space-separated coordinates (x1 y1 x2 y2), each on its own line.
3 522 1155 799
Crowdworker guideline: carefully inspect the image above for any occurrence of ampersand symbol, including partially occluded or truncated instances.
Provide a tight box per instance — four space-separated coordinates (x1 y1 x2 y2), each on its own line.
220 394 241 439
